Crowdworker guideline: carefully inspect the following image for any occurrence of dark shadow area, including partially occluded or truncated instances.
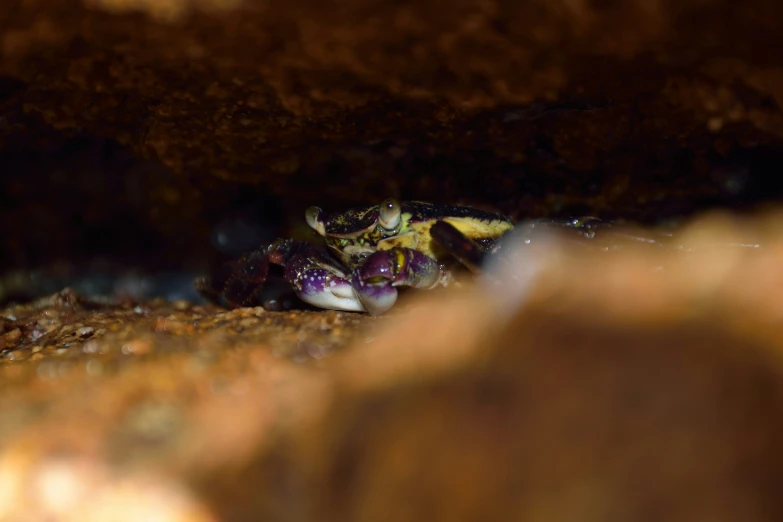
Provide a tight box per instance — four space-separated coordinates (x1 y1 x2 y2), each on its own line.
3 98 783 306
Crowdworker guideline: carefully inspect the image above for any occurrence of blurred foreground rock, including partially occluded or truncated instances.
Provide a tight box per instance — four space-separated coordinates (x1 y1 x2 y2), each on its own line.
3 212 783 521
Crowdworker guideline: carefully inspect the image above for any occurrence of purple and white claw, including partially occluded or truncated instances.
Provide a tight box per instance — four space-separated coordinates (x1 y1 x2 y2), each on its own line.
293 268 365 312
351 271 399 316
353 247 441 316
359 247 441 288
282 249 365 312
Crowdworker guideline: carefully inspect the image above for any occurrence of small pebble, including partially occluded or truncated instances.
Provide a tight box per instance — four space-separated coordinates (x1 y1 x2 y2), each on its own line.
6 350 29 361
77 327 94 337
121 339 152 355
3 328 21 343
83 341 100 354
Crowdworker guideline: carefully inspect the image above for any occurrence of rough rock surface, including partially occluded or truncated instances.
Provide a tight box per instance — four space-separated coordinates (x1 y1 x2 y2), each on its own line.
3 0 783 276
4 214 783 520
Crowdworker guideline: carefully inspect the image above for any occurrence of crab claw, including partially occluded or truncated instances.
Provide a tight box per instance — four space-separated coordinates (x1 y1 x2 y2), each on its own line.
351 271 399 316
280 245 366 312
352 247 441 315
287 265 365 313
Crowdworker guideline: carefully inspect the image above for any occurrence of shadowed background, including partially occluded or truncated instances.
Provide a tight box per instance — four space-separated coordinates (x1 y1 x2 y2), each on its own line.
3 0 783 297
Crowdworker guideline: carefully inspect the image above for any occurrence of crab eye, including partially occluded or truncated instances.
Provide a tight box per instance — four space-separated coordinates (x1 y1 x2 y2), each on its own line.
305 206 326 236
378 197 401 232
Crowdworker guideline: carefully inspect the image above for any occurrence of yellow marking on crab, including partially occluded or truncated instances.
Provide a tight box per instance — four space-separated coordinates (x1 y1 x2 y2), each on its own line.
397 213 414 234
392 247 407 276
441 216 514 239
377 216 513 260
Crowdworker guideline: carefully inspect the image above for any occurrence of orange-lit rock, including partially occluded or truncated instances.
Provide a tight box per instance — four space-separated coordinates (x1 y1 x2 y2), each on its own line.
3 213 783 519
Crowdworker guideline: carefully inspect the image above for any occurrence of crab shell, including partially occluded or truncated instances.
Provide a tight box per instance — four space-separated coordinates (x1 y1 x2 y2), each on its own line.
314 200 514 267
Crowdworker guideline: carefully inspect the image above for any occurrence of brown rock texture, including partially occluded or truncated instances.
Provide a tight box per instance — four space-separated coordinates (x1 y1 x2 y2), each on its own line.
3 213 783 520
3 0 783 276
4 0 783 519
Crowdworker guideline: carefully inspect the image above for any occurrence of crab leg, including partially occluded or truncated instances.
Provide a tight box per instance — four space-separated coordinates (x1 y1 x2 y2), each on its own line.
352 247 441 316
197 238 365 311
429 220 488 272
195 248 271 307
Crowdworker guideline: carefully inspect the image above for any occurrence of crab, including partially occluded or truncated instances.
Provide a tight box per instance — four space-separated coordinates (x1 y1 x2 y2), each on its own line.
196 199 771 315
195 197 531 315
195 197 628 315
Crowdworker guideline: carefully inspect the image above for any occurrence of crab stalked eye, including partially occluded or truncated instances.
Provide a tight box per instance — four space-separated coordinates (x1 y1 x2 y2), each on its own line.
378 197 401 233
305 206 326 236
